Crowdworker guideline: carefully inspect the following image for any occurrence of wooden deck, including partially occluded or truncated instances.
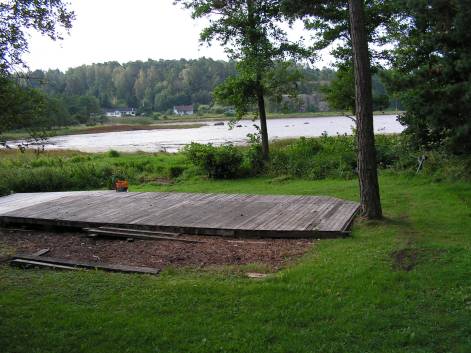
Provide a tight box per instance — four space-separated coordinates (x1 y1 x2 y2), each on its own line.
0 191 360 238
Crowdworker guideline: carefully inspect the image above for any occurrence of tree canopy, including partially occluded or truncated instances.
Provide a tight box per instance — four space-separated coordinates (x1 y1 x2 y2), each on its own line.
0 0 75 74
383 0 471 154
176 0 309 159
0 0 75 144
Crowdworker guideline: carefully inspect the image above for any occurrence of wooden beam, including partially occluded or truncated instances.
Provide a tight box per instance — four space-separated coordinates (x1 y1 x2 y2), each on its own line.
98 226 181 237
83 228 205 244
32 248 50 256
11 259 78 270
11 255 160 275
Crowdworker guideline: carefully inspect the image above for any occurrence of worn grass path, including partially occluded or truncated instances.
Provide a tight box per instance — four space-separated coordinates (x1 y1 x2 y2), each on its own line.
1 174 470 353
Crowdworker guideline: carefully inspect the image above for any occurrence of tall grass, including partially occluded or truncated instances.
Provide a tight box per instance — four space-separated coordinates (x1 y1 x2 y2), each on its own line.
1 134 469 196
0 150 191 196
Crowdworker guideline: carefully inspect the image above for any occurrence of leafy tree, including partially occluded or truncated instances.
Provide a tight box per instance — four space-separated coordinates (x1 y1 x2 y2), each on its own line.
321 64 356 113
0 0 75 74
322 64 390 114
0 77 53 144
0 0 74 144
383 0 471 154
176 0 307 160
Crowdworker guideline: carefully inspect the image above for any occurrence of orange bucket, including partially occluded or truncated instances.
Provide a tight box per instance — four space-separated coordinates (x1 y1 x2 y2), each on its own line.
115 179 129 192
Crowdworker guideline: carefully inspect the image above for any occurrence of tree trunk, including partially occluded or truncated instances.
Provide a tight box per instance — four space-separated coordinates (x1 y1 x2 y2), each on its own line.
348 0 382 219
256 82 269 160
247 0 269 160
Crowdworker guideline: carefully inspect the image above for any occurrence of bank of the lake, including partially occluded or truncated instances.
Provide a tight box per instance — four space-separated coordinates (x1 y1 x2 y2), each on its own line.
2 111 401 142
10 114 403 153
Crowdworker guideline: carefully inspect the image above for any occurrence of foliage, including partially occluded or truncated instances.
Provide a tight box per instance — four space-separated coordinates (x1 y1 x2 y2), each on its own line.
281 0 398 66
213 71 258 117
382 0 471 154
269 135 357 179
107 150 120 158
182 134 430 181
321 64 356 113
0 0 74 74
0 151 191 196
0 77 61 144
25 59 335 118
321 63 391 114
184 143 244 179
245 128 266 175
177 0 309 159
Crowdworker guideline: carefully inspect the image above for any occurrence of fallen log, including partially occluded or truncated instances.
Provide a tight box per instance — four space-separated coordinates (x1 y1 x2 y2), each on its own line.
11 254 160 275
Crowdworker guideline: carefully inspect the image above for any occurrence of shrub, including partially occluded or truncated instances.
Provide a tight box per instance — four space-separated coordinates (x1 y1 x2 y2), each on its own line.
168 165 185 178
269 136 356 180
107 150 120 158
184 143 244 179
244 131 265 175
0 184 10 196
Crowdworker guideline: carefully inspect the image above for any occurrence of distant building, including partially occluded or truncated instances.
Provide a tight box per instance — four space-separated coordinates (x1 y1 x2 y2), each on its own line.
104 108 137 118
173 105 194 116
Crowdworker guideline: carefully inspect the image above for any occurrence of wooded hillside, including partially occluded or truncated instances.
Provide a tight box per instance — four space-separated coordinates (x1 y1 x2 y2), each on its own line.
27 58 337 114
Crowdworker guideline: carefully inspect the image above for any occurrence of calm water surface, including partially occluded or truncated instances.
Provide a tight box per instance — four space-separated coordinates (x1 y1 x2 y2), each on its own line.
39 114 404 152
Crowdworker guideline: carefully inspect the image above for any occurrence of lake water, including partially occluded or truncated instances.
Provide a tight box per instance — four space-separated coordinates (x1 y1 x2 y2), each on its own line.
27 114 404 153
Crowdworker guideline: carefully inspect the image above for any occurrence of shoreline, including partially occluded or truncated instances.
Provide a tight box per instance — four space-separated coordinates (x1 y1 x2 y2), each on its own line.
3 111 401 141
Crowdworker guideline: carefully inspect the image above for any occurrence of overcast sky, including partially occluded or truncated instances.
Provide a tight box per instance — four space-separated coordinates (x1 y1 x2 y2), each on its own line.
24 0 333 71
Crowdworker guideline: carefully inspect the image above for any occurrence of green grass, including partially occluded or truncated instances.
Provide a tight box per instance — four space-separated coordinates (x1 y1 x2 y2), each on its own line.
1 173 471 352
0 150 192 195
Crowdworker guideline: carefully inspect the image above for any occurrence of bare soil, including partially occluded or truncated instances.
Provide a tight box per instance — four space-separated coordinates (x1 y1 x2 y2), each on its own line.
0 228 314 271
390 247 445 272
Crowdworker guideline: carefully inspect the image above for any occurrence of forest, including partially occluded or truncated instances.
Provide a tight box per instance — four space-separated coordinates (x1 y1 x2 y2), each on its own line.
15 58 393 126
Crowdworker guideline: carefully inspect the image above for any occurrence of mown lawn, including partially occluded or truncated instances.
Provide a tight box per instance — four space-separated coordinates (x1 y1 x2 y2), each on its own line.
1 174 470 353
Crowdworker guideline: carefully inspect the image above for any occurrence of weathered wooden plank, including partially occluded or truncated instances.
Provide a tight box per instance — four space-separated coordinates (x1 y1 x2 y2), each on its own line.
32 248 50 256
11 258 79 270
0 191 360 238
83 227 205 243
11 255 160 275
98 226 179 236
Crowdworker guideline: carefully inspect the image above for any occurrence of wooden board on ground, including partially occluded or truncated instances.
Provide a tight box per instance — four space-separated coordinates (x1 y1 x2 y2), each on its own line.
83 227 205 243
10 254 160 275
0 191 360 238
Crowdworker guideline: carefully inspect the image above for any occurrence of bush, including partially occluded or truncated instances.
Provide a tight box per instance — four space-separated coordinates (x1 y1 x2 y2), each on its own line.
168 165 185 178
184 143 244 179
244 131 265 176
107 150 120 158
269 136 356 180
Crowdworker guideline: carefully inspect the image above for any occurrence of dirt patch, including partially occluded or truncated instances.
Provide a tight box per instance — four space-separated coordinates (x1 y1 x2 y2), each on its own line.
391 247 445 272
391 248 419 271
0 228 314 272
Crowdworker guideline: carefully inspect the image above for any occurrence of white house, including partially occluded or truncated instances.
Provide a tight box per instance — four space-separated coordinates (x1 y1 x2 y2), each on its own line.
104 108 137 118
173 105 194 115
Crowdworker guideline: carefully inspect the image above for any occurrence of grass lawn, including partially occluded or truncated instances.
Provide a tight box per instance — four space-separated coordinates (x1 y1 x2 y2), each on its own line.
1 173 470 352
